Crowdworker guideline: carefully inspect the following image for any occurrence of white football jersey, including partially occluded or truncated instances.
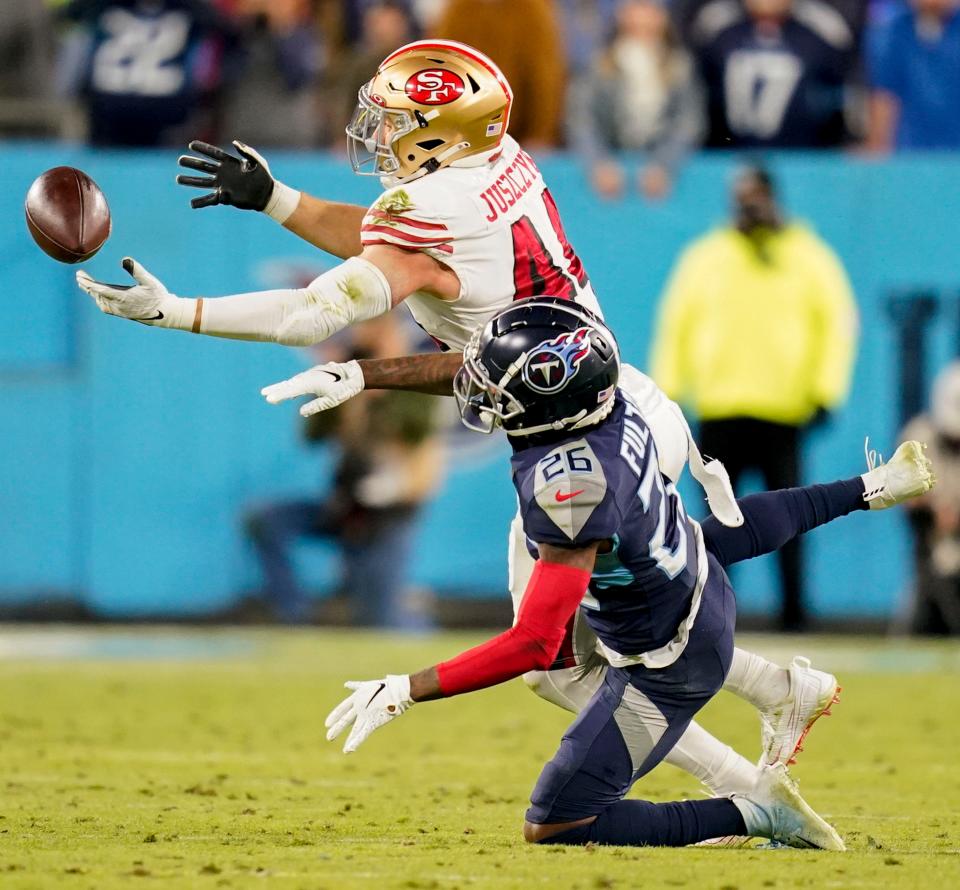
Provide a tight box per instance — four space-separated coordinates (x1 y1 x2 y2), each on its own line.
360 135 601 351
360 134 744 553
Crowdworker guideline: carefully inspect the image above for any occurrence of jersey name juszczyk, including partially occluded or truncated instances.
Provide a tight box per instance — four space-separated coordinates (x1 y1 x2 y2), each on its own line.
359 135 600 351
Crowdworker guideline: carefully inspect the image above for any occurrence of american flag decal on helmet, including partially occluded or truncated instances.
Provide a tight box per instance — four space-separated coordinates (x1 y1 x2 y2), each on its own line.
522 327 592 394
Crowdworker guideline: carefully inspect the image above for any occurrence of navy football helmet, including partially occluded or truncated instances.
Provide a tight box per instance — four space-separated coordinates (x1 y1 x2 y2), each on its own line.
454 297 621 436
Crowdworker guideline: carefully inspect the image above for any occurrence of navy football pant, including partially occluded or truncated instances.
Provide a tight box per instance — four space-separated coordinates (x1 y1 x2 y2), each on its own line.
701 477 867 569
527 558 736 836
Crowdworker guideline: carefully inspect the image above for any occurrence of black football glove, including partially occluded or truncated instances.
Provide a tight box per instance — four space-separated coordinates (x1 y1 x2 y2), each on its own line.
176 140 275 211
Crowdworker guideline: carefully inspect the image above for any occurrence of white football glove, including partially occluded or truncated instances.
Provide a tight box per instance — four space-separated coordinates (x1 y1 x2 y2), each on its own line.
261 360 365 416
76 257 184 327
324 675 413 753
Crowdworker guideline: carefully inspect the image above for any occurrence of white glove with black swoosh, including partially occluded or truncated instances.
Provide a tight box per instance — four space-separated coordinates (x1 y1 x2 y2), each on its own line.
76 257 188 327
324 675 413 753
261 360 365 416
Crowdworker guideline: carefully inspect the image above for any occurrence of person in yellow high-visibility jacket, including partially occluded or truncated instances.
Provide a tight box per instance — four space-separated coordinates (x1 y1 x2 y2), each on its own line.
650 165 858 630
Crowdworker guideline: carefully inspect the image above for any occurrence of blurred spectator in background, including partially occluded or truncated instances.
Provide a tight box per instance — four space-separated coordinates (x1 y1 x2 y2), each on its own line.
327 0 416 141
900 361 960 634
431 0 566 148
0 1 59 138
59 0 235 146
688 0 859 148
569 0 704 201
673 0 868 44
218 0 326 148
245 314 443 629
650 164 858 630
557 0 620 77
865 0 960 153
410 0 447 33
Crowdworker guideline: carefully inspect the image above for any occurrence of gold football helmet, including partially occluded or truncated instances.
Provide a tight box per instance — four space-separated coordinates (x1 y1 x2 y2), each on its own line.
346 39 513 183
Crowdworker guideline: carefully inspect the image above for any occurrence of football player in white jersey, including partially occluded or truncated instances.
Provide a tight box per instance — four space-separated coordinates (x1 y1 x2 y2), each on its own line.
76 39 838 805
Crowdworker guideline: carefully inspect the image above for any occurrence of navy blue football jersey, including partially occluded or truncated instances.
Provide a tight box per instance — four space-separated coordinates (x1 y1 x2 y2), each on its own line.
511 392 706 662
67 0 228 146
692 2 857 148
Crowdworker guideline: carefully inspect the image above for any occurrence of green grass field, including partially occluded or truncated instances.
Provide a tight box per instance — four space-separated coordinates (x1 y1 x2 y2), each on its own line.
1 628 959 889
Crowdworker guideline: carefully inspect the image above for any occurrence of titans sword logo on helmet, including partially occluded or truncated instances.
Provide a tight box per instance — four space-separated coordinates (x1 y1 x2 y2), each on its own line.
522 327 593 394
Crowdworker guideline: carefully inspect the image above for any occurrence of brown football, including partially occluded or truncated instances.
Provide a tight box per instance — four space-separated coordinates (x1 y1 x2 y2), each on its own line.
25 167 111 264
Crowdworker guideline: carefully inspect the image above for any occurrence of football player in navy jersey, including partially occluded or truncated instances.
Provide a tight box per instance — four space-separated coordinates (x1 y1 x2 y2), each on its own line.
324 297 933 848
689 0 859 148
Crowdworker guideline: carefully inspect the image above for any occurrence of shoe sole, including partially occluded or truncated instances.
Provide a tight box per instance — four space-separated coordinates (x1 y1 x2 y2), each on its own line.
784 684 842 766
787 685 843 766
770 770 846 852
764 682 842 767
694 834 753 848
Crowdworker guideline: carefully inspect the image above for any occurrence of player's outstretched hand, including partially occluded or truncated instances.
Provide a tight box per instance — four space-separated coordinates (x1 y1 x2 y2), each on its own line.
261 361 365 416
76 257 174 324
177 140 276 211
325 675 413 753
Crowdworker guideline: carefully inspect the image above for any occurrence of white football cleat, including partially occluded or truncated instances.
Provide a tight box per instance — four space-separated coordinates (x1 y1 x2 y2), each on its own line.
735 764 845 851
861 439 935 510
760 656 840 767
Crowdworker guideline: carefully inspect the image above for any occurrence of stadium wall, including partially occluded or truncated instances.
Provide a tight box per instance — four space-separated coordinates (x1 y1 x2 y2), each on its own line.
1 146 957 620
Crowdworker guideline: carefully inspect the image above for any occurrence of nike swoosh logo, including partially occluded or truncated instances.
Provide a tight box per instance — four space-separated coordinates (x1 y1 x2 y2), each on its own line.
142 311 164 321
323 370 342 383
366 682 386 707
555 489 585 503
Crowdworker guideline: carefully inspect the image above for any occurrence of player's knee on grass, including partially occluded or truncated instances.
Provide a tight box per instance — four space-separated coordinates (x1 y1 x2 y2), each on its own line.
522 817 595 844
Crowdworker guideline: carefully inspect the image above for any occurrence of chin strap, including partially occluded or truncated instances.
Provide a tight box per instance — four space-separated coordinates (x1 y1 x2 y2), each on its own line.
505 396 618 438
384 140 480 187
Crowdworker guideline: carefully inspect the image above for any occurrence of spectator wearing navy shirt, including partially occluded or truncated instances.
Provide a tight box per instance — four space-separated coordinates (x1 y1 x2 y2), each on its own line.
689 0 859 148
866 0 960 152
60 0 235 146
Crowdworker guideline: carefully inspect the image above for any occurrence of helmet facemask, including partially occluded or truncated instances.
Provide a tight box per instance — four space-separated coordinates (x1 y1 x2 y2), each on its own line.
454 333 526 434
346 83 420 178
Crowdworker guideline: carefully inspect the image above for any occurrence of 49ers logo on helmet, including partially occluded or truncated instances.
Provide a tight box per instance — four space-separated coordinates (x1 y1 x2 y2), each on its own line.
405 69 465 105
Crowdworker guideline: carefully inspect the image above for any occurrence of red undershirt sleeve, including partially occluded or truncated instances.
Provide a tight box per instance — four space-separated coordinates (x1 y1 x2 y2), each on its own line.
435 559 592 698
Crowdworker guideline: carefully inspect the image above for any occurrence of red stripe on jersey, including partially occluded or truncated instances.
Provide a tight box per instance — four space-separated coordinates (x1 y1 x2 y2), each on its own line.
367 210 448 231
361 224 454 245
361 237 454 255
